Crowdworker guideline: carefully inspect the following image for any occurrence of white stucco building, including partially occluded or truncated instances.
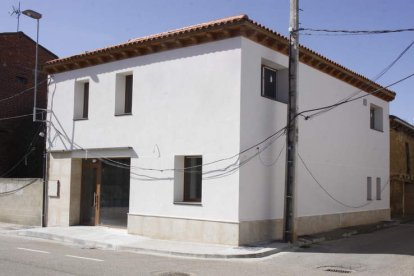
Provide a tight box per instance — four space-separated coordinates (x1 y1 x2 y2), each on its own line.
44 15 395 245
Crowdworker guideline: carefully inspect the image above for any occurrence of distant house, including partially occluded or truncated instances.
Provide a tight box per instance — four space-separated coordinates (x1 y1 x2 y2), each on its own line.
44 15 394 245
0 32 57 178
390 115 414 217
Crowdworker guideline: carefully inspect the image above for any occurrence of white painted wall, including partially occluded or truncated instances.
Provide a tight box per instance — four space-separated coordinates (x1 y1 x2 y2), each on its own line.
296 62 389 217
48 34 390 226
238 37 389 221
48 38 243 222
239 38 288 221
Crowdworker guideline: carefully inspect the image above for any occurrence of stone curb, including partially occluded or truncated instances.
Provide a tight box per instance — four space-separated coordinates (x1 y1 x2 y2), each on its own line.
15 230 289 259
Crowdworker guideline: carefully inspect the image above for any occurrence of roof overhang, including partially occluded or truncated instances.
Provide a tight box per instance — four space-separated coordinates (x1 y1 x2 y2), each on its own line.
43 15 395 102
390 115 414 136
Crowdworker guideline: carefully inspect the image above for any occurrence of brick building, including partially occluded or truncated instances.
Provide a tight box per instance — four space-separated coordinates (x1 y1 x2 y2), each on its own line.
0 32 57 178
390 115 414 217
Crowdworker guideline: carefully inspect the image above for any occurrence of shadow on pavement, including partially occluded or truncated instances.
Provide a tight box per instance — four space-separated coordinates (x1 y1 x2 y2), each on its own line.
297 221 414 256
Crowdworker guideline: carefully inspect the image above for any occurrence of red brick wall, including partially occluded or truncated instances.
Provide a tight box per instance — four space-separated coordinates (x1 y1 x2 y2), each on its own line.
0 32 57 177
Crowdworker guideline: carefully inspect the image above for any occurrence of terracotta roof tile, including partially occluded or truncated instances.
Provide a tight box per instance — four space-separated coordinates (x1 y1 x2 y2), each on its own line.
44 14 395 102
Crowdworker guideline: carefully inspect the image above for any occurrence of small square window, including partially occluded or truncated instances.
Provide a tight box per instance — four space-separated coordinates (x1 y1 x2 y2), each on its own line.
261 65 288 103
115 73 133 115
370 104 383 131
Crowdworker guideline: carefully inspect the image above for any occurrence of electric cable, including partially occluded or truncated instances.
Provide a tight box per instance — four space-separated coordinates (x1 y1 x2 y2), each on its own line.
0 124 43 177
297 71 414 120
0 179 39 196
46 70 414 175
301 27 414 35
48 114 286 179
0 113 37 121
303 40 414 119
258 140 286 167
0 78 48 103
298 152 389 209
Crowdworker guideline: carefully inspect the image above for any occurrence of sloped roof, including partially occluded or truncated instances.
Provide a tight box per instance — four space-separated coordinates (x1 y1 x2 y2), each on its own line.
44 15 395 102
0 31 58 59
390 115 414 136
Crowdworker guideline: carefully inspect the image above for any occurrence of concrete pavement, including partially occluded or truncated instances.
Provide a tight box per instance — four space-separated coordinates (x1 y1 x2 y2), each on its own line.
12 225 289 259
0 219 403 260
0 222 414 275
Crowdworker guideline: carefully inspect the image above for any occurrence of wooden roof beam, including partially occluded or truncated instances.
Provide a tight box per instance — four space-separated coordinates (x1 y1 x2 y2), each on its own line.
310 58 320 66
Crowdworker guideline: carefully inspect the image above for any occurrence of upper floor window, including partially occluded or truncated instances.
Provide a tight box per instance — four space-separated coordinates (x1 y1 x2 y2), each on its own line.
74 81 89 120
370 104 383 131
261 65 288 104
115 73 133 115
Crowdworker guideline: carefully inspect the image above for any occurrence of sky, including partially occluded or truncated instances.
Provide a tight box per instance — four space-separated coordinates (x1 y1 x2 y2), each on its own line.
1 0 413 123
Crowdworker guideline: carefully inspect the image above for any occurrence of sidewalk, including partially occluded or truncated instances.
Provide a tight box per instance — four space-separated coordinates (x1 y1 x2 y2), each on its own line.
2 220 401 259
10 225 289 259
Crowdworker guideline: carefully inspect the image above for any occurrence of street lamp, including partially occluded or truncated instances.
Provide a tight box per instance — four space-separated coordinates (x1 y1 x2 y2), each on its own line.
22 9 47 227
22 9 42 122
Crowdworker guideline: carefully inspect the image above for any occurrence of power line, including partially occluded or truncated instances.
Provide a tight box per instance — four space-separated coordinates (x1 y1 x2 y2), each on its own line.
304 40 414 119
298 152 389 209
0 113 35 121
0 78 48 104
0 149 35 177
48 117 286 180
373 40 414 80
298 71 414 120
0 124 43 177
0 112 43 121
258 141 286 167
0 179 39 196
46 69 414 176
48 110 288 174
301 27 414 35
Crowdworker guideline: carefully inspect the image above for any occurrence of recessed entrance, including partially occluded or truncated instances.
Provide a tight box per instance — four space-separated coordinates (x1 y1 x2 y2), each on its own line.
80 158 130 227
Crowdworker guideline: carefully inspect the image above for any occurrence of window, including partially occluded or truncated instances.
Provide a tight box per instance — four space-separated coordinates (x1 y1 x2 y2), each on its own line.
376 177 381 200
82 83 89 119
261 65 288 104
74 81 89 120
370 104 383 131
184 156 202 202
115 73 133 115
174 155 202 203
406 143 411 175
367 177 372 200
16 75 28 85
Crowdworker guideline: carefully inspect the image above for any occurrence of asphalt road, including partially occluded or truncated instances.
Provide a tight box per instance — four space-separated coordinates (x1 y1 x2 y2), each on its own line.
0 222 413 275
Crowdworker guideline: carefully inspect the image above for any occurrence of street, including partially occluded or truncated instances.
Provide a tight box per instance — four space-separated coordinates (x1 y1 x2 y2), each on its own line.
0 222 413 275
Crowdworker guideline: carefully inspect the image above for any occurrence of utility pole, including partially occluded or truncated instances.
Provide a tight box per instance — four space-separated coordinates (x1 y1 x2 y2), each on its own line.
284 0 299 243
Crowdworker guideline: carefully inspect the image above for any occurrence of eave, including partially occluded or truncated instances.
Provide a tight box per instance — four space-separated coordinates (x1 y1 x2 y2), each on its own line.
44 15 395 102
